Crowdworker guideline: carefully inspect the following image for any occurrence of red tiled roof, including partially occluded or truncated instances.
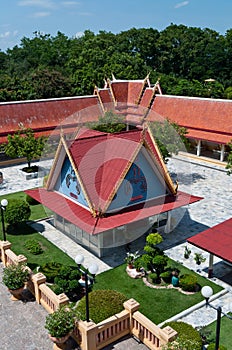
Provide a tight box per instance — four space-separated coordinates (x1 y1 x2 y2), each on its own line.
149 95 232 144
25 188 202 235
110 80 145 105
0 96 101 142
186 129 232 144
67 129 143 212
187 218 232 264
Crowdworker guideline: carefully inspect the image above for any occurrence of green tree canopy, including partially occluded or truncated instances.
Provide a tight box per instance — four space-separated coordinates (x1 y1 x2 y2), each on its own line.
4 127 47 168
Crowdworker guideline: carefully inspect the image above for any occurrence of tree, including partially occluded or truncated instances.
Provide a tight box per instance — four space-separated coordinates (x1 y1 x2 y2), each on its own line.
5 199 31 226
148 119 190 163
89 110 126 133
4 127 47 168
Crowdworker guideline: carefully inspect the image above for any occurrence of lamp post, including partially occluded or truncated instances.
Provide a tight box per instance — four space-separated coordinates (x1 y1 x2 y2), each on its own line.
75 254 99 322
201 286 232 350
0 199 8 241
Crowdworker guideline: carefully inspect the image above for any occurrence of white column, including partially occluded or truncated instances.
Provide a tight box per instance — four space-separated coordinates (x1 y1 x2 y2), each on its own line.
164 212 172 233
220 144 225 162
196 140 201 156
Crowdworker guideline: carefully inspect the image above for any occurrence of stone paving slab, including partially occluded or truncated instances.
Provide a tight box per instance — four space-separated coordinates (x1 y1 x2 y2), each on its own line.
0 264 52 350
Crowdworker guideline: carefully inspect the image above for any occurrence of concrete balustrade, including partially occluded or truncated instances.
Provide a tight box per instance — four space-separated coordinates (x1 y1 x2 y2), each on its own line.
0 241 177 350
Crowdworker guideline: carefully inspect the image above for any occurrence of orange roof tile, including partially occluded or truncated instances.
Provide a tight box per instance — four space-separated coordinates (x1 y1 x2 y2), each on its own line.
149 95 232 143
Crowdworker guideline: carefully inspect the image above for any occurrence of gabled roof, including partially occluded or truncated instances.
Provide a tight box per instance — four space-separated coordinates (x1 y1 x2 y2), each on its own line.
1 76 231 146
187 218 232 264
25 188 202 235
46 127 177 216
0 95 101 143
149 95 232 144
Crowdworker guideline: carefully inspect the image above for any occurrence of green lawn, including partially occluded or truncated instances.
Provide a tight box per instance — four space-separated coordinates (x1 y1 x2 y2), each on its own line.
0 190 224 326
6 224 76 271
93 261 222 325
0 190 51 221
202 313 232 349
0 191 74 271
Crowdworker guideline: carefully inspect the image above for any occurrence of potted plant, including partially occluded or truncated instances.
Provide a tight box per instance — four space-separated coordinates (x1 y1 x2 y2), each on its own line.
184 245 191 259
124 251 140 269
133 257 143 272
2 263 30 300
194 252 206 265
45 306 76 344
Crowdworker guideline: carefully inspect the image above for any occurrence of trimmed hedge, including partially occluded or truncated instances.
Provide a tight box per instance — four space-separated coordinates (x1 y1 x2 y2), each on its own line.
75 290 127 324
162 321 202 350
53 266 81 300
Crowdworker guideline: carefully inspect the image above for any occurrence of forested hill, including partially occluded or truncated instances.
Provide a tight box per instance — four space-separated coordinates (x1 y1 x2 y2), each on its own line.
0 24 232 102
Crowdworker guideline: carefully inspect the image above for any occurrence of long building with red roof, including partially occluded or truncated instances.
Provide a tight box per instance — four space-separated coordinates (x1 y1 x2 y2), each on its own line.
1 75 231 163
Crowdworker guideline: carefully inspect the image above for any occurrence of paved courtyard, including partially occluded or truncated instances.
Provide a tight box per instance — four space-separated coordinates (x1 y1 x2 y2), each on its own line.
0 153 232 349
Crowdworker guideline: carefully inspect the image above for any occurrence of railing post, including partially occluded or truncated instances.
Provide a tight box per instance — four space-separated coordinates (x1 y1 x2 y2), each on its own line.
56 293 69 310
159 325 178 347
123 299 140 333
77 320 97 350
0 241 11 266
32 272 47 304
16 254 27 264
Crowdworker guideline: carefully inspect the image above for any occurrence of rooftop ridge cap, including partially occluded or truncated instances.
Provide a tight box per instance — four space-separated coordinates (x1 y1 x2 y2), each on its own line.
158 94 232 103
0 94 97 106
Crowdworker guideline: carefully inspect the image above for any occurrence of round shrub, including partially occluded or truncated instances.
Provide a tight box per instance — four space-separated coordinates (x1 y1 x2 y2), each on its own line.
179 274 197 292
162 321 202 350
24 239 43 255
26 194 39 205
207 344 227 350
5 199 31 226
75 290 127 324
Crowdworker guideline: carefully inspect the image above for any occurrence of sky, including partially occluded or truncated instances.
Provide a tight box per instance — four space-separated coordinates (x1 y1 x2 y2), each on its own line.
1 0 232 52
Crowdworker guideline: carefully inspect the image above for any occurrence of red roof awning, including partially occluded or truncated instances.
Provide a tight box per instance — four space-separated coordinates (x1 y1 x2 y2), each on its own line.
187 218 232 264
25 188 202 235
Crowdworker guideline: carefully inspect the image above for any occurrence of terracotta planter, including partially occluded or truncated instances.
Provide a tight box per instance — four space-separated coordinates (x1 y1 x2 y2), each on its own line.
49 332 71 344
8 286 25 301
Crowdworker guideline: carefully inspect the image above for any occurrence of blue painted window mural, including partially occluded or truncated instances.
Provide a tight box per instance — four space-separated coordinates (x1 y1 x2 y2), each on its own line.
54 157 89 208
107 149 166 212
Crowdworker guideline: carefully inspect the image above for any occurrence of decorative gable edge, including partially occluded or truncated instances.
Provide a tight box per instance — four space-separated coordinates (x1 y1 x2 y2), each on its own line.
101 138 144 214
144 127 177 195
46 134 95 215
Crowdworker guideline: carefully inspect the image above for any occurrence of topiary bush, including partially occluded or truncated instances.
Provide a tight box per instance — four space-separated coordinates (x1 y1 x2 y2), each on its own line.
148 272 158 284
160 270 172 283
179 274 198 292
53 266 81 301
162 321 202 350
38 262 63 282
5 199 31 226
24 239 43 255
75 290 127 324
